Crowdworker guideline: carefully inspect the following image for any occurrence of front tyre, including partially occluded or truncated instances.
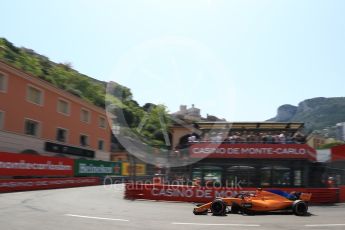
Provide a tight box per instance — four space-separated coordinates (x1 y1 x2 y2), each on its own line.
292 200 308 216
210 199 227 216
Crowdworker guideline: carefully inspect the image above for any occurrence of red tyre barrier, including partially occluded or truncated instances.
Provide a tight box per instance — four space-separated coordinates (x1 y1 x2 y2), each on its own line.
339 186 345 203
0 177 100 193
124 184 340 204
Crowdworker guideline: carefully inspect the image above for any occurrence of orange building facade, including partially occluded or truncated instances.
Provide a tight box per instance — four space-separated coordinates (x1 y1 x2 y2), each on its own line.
0 61 112 160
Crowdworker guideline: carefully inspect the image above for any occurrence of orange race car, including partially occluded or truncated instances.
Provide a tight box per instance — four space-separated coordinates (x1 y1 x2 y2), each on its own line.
193 188 312 216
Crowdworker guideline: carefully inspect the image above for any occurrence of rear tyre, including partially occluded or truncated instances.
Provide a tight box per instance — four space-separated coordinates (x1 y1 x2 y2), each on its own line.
210 199 227 216
292 200 308 216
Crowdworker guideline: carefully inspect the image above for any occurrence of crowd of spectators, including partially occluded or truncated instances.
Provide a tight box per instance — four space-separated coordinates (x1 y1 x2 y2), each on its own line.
188 131 306 144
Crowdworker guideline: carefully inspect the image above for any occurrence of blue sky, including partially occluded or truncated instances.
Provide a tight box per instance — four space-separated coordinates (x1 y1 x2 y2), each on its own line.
1 0 345 121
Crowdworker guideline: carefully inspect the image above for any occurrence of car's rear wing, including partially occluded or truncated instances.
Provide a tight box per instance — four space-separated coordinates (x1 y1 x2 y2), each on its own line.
300 193 312 202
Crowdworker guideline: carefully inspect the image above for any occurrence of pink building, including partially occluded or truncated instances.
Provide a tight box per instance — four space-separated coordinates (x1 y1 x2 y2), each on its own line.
0 61 112 160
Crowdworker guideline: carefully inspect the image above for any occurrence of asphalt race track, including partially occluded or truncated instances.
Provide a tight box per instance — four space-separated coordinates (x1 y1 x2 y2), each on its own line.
1 185 345 230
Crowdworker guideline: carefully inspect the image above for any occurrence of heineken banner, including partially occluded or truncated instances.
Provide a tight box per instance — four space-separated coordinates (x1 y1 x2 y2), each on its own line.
74 159 121 176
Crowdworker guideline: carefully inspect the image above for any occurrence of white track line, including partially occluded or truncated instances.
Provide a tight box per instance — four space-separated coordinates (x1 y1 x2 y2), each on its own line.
172 222 260 227
65 214 129 222
305 224 345 227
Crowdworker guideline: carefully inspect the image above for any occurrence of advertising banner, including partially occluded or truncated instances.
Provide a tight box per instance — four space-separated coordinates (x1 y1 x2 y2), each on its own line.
45 142 95 158
125 184 339 204
74 159 121 176
0 152 74 177
0 177 100 193
189 143 316 161
122 162 146 176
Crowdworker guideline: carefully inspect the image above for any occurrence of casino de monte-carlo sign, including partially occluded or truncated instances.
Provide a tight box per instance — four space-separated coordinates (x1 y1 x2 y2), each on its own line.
189 143 316 161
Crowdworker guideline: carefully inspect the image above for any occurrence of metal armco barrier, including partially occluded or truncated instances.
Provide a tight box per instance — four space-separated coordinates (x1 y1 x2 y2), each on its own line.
0 177 101 193
124 184 340 204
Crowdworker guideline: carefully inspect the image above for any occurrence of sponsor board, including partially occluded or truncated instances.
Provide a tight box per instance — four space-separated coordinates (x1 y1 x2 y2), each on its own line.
189 143 316 161
122 162 146 176
45 142 95 158
74 159 121 176
0 177 100 193
125 184 339 204
149 186 254 199
150 187 241 198
0 152 74 177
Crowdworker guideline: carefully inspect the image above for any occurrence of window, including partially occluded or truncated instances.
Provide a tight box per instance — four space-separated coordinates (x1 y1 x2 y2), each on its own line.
24 119 40 137
98 139 104 151
81 109 90 123
260 166 272 187
260 166 292 187
192 166 222 187
294 170 302 186
80 134 89 147
272 166 291 186
99 116 106 128
27 85 43 105
0 72 7 93
57 99 70 115
56 128 67 143
0 111 4 129
227 166 256 187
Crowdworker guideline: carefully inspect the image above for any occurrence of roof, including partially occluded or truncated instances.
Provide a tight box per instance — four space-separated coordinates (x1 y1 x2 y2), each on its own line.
194 122 304 131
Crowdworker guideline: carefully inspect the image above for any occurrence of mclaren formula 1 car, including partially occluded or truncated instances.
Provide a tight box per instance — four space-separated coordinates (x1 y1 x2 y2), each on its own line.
193 189 312 216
